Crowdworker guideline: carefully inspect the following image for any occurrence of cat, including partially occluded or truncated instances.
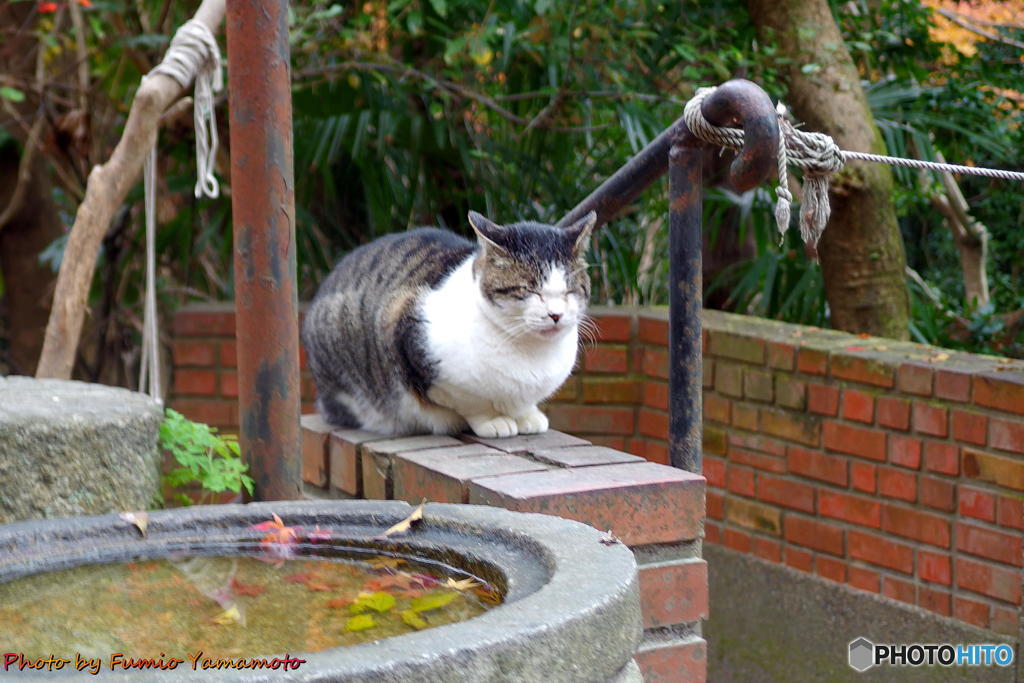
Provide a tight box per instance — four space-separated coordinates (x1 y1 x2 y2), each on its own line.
302 210 596 438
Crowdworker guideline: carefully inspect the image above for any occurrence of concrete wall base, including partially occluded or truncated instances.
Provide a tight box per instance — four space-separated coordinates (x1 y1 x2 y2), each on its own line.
705 544 1019 682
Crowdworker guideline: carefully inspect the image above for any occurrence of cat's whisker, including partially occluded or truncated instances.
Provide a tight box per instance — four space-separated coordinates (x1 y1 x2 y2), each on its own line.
577 314 599 349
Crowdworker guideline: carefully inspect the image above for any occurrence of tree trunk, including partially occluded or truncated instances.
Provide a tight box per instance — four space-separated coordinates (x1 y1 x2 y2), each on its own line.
745 0 910 339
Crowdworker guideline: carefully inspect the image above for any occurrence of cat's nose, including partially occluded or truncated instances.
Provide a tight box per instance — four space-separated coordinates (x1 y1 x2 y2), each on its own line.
548 313 562 324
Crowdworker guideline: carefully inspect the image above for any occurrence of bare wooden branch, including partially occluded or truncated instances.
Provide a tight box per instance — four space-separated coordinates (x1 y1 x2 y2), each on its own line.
35 0 226 379
923 152 990 309
935 8 1024 51
0 104 45 232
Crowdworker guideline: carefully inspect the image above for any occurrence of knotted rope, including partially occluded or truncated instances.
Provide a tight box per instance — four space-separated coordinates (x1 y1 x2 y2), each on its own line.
147 19 223 199
139 19 223 402
683 85 1024 250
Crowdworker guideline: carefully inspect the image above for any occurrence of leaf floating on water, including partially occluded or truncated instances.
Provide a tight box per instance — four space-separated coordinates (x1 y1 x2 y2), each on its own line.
410 591 457 613
377 500 426 539
349 591 396 614
401 609 429 630
443 577 481 591
211 604 242 626
369 556 406 570
364 573 417 592
475 587 503 605
119 511 149 537
326 597 352 609
308 525 332 543
230 577 266 597
305 581 332 592
253 513 299 562
344 614 376 632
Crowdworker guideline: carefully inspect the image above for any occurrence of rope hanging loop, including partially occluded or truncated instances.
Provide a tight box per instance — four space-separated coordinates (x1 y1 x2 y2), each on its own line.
138 18 223 401
147 19 224 199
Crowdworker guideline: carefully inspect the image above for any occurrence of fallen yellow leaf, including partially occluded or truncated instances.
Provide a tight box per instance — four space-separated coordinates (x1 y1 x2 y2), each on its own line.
378 500 426 539
443 577 481 591
401 609 428 630
211 604 241 626
119 511 149 537
345 614 376 632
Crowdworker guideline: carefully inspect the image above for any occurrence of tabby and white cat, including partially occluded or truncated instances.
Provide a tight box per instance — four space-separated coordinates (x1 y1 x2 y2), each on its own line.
302 210 596 438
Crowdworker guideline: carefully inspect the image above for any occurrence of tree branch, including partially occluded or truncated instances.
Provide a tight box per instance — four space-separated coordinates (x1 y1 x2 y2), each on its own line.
935 8 1024 51
35 0 226 379
921 151 990 309
0 103 45 232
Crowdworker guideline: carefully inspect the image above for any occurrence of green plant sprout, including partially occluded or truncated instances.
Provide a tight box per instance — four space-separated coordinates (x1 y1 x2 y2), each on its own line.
159 409 254 506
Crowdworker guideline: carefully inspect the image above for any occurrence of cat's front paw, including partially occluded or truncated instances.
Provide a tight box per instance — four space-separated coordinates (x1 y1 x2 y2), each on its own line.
515 409 549 435
469 415 519 439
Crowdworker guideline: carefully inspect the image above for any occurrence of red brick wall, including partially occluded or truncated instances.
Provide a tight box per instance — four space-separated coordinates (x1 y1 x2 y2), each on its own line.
545 306 1022 637
171 303 1024 638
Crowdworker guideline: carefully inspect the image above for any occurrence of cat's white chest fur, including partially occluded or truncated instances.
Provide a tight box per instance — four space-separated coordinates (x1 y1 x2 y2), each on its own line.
418 257 580 437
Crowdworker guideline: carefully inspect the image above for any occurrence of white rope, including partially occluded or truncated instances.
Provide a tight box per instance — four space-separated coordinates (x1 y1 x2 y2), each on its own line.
148 19 223 199
139 149 162 404
138 19 223 401
682 85 1024 250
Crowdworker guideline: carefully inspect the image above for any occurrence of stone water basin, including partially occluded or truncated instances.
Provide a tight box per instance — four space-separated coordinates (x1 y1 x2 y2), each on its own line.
0 500 642 681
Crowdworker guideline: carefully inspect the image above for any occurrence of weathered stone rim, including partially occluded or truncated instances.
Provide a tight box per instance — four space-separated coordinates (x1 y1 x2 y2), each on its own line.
0 500 641 682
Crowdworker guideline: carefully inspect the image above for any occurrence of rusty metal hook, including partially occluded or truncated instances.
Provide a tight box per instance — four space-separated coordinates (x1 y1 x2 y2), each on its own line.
684 78 779 192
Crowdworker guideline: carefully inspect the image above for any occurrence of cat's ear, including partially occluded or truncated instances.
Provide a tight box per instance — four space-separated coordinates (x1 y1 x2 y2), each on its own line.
468 211 506 251
564 211 597 252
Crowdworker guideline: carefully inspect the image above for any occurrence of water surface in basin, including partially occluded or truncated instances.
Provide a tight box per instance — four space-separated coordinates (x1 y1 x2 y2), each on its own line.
0 549 496 661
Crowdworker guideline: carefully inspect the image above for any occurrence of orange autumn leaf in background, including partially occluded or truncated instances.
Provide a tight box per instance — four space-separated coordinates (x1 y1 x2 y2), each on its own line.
923 0 1024 57
38 0 93 11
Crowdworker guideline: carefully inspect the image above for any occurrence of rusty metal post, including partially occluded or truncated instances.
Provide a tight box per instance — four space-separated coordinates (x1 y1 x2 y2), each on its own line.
666 80 780 472
226 0 302 500
667 80 778 473
667 137 704 472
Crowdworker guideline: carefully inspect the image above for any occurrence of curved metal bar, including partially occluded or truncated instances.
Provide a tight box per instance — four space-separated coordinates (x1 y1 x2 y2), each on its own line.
697 78 779 192
560 80 778 228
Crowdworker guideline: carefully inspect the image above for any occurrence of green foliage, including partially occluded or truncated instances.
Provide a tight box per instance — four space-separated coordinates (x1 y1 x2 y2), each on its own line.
705 186 827 327
724 0 1024 354
286 0 775 301
6 0 1024 378
159 409 253 505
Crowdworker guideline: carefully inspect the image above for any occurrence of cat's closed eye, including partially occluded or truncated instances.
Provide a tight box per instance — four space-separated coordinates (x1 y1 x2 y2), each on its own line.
492 286 533 299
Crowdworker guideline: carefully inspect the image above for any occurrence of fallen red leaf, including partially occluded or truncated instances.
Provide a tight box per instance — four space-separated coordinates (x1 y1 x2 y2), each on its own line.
364 574 414 592
253 513 299 561
325 597 351 609
305 582 332 592
230 577 266 597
